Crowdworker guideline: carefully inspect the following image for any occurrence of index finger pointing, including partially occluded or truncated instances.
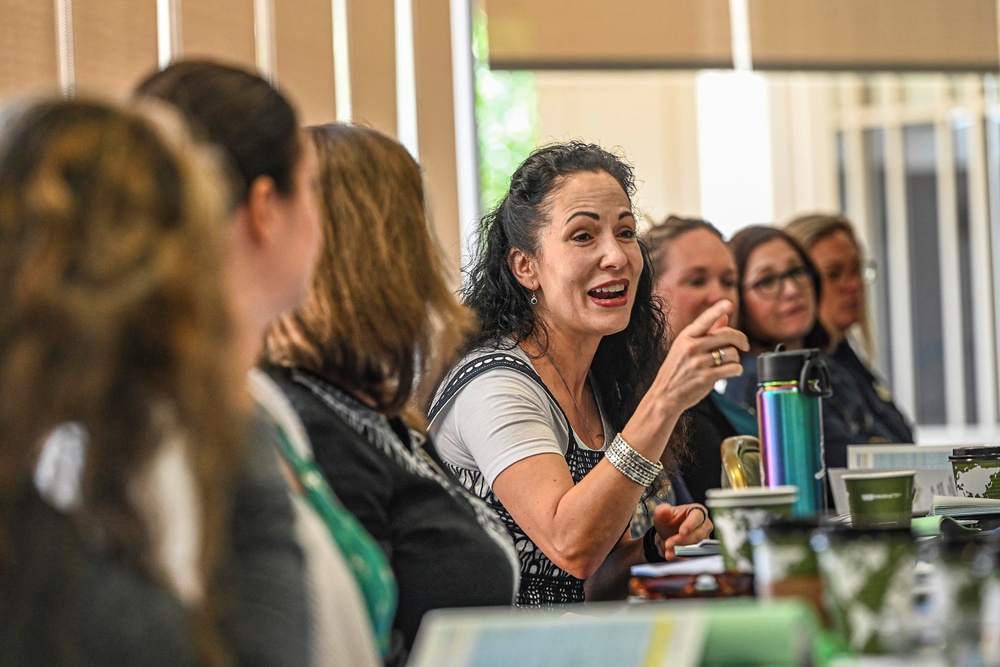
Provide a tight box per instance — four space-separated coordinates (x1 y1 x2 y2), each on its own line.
681 299 734 338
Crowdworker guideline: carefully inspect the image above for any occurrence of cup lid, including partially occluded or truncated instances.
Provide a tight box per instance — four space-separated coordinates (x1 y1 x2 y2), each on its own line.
705 485 797 508
951 446 1000 460
841 470 916 481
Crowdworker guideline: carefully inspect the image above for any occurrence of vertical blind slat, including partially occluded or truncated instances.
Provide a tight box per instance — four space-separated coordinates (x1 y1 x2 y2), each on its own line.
0 0 59 99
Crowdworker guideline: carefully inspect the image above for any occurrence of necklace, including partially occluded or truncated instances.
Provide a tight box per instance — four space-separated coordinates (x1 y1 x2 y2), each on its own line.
541 347 604 449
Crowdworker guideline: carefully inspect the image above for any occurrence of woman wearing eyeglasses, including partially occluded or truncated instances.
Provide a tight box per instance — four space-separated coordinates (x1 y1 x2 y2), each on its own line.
722 225 908 470
785 214 913 444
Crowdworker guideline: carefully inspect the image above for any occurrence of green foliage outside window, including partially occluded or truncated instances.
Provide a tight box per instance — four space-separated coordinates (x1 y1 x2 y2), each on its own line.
473 11 537 214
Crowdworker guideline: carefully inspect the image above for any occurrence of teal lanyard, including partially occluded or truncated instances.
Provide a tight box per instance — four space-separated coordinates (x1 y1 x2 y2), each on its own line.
265 414 398 658
712 390 759 436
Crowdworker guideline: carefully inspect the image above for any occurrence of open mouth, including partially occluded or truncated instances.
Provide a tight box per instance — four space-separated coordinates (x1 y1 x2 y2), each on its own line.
587 282 628 302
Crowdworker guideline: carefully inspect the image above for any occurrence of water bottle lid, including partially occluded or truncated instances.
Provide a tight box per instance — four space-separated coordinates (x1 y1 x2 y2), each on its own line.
950 446 1000 461
757 346 832 398
757 347 822 383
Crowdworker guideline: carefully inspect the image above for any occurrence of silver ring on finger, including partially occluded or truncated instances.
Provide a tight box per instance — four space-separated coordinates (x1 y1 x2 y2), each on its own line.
711 348 725 367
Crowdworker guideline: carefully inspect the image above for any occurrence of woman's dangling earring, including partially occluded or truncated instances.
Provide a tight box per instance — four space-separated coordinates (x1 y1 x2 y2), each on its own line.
530 290 538 305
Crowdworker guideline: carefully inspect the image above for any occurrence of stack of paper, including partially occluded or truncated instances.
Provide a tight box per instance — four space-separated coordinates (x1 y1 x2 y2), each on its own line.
847 444 961 471
631 554 725 578
927 494 1000 517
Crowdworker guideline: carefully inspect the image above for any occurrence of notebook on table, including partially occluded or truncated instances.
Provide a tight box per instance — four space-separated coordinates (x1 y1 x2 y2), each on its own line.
408 599 821 667
407 603 707 667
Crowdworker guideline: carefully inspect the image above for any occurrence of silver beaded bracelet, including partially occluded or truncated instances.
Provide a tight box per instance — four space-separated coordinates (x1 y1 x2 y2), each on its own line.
605 433 663 487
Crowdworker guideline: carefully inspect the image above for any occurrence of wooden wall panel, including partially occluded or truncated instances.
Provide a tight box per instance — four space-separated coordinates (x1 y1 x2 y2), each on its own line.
0 0 59 99
73 0 158 98
180 0 256 69
274 0 336 126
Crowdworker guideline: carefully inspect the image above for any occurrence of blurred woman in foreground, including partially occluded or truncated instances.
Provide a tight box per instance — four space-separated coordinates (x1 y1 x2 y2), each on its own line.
137 60 387 666
0 97 240 666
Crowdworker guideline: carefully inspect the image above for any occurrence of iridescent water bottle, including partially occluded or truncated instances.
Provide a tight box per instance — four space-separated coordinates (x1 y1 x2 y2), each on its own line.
756 347 831 516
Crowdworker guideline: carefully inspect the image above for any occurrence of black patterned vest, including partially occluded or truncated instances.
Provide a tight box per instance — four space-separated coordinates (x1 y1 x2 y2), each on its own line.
429 352 605 607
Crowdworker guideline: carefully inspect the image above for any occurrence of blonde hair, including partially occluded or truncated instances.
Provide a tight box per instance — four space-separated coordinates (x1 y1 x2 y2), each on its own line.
785 213 874 358
264 124 476 423
0 97 241 665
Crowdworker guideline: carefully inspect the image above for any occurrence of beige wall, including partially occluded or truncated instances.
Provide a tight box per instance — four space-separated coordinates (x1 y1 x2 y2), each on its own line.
534 71 703 227
534 71 842 232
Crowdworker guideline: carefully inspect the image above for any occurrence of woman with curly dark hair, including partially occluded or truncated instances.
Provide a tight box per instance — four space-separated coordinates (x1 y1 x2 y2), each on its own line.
429 142 748 606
